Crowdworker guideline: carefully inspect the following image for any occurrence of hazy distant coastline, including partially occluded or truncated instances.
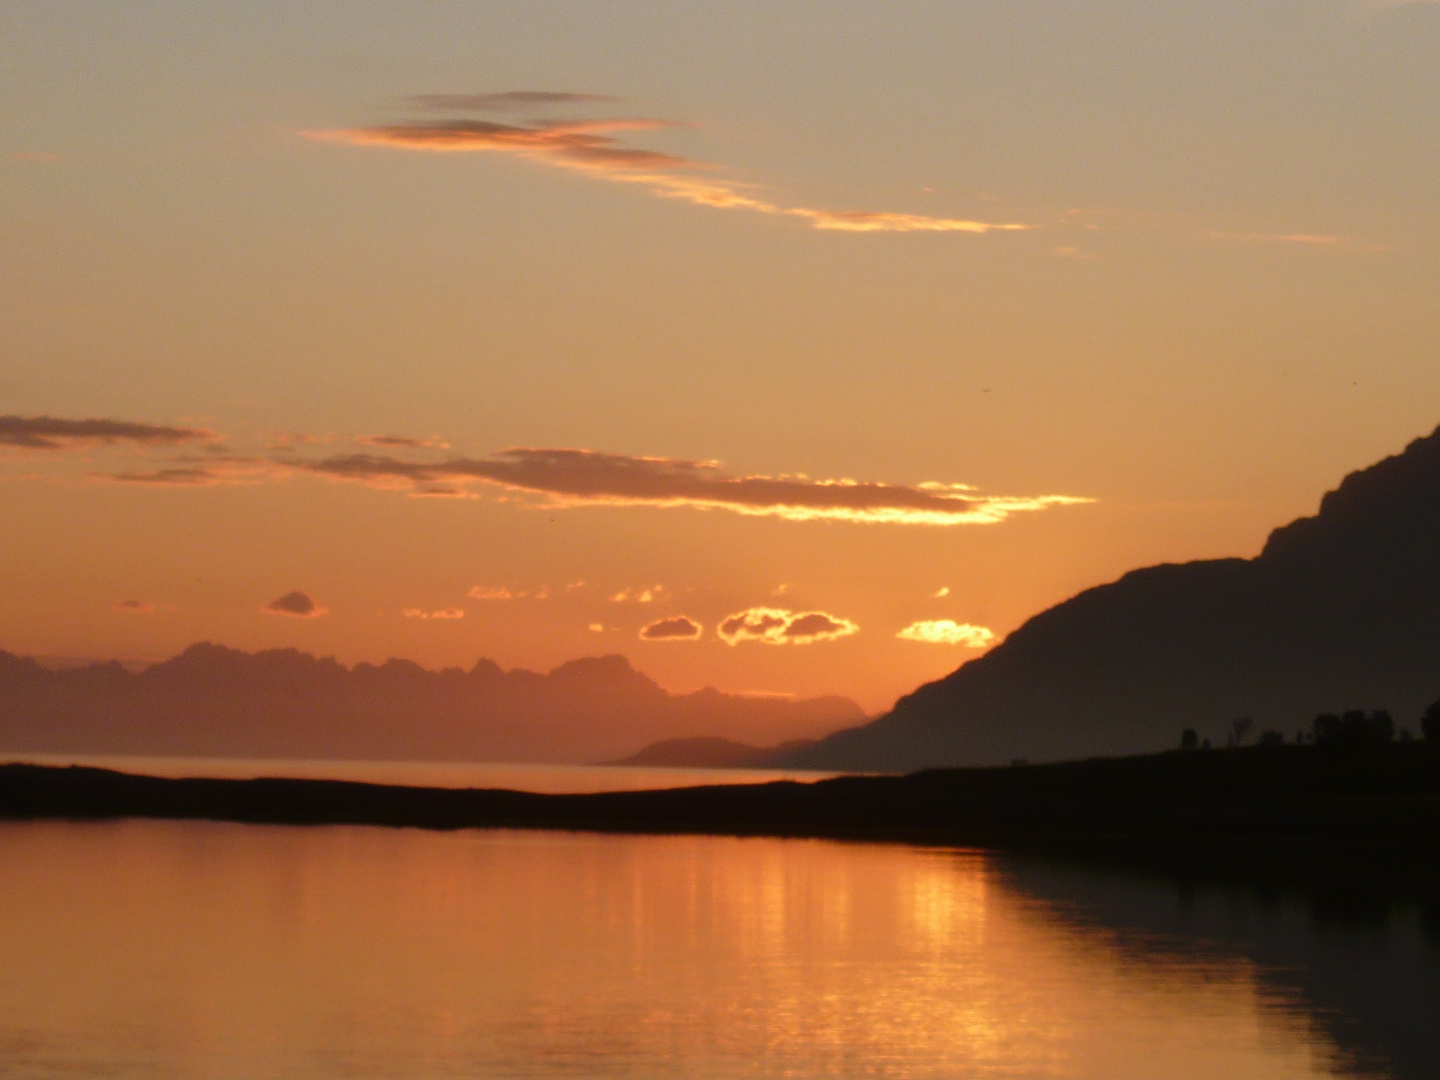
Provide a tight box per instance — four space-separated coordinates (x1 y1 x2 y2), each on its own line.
0 645 865 766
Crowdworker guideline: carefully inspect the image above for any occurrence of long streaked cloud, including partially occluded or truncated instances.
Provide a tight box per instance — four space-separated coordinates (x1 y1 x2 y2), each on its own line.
0 415 213 451
718 607 859 645
639 615 703 641
358 434 450 450
97 455 281 487
13 415 1089 526
302 95 1028 235
411 91 621 112
896 620 996 647
287 447 1089 525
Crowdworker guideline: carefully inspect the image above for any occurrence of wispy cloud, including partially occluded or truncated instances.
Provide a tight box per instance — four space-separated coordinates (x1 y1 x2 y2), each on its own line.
303 95 1028 235
0 415 213 451
639 615 703 641
114 599 156 613
718 607 859 645
468 585 521 600
97 456 279 487
358 434 450 450
411 91 621 112
288 447 1090 525
265 591 326 618
897 620 995 647
1205 230 1345 246
403 607 465 620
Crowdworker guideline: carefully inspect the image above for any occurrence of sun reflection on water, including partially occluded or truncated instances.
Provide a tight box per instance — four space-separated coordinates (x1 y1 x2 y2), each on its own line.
0 821 1389 1079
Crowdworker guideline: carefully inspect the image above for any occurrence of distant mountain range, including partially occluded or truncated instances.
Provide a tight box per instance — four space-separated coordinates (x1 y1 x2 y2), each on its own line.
0 645 865 765
783 424 1440 771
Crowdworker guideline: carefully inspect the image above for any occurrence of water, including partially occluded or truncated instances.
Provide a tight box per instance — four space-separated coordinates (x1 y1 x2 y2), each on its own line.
5 752 837 793
1 818 1435 1078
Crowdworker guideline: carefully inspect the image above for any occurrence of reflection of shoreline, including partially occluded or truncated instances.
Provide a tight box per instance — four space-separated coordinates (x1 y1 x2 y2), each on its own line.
998 856 1440 1080
5 744 1440 886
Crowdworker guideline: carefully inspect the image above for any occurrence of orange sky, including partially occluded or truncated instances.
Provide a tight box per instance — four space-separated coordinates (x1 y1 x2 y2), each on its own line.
3 1 1439 712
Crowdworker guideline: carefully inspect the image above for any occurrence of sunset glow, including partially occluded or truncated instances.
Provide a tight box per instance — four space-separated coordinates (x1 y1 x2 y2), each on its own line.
3 0 1437 716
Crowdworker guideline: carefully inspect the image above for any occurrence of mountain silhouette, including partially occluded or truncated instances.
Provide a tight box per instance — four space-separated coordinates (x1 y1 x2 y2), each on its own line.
0 644 864 764
785 423 1440 771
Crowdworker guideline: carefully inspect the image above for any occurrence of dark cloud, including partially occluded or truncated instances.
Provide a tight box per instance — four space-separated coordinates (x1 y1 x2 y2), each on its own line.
357 434 449 449
639 615 703 641
114 599 156 613
782 612 858 642
265 591 326 618
718 607 858 645
0 415 213 451
102 467 223 485
287 447 1087 525
410 91 621 112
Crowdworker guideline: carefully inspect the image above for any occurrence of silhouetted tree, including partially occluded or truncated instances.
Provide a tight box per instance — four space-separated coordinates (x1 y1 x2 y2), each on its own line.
1260 730 1284 746
1227 717 1254 748
1180 728 1198 750
1313 709 1395 749
1424 700 1440 742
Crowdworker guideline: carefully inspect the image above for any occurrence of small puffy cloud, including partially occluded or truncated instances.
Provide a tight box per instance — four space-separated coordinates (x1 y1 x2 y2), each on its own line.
588 623 606 633
265 591 327 618
468 585 520 600
718 607 858 646
0 415 213 451
403 607 465 620
609 584 667 603
933 586 950 598
114 599 156 613
639 615 703 641
781 612 858 643
897 620 996 647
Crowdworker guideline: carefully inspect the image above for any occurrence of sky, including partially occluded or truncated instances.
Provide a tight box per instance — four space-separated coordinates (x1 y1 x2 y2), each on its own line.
3 1 1439 713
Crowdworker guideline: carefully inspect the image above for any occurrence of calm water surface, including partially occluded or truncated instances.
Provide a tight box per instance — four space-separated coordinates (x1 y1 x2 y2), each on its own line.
2 819 1436 1079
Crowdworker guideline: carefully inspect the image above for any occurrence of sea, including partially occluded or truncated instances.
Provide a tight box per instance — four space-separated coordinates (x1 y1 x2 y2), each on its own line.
1 756 1436 1079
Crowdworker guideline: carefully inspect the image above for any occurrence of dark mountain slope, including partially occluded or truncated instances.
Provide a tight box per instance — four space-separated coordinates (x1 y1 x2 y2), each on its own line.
786 425 1440 771
0 645 864 764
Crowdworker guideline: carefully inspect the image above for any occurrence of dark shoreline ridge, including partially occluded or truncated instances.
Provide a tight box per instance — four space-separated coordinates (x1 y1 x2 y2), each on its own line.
7 743 1440 890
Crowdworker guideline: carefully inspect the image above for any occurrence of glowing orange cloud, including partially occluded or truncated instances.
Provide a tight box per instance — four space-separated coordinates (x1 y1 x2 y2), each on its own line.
896 620 996 647
468 586 521 600
288 447 1091 526
302 101 1028 235
402 607 465 620
718 607 859 645
610 585 668 603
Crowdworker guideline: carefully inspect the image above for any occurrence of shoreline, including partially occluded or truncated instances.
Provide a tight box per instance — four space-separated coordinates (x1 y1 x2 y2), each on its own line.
5 744 1440 894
